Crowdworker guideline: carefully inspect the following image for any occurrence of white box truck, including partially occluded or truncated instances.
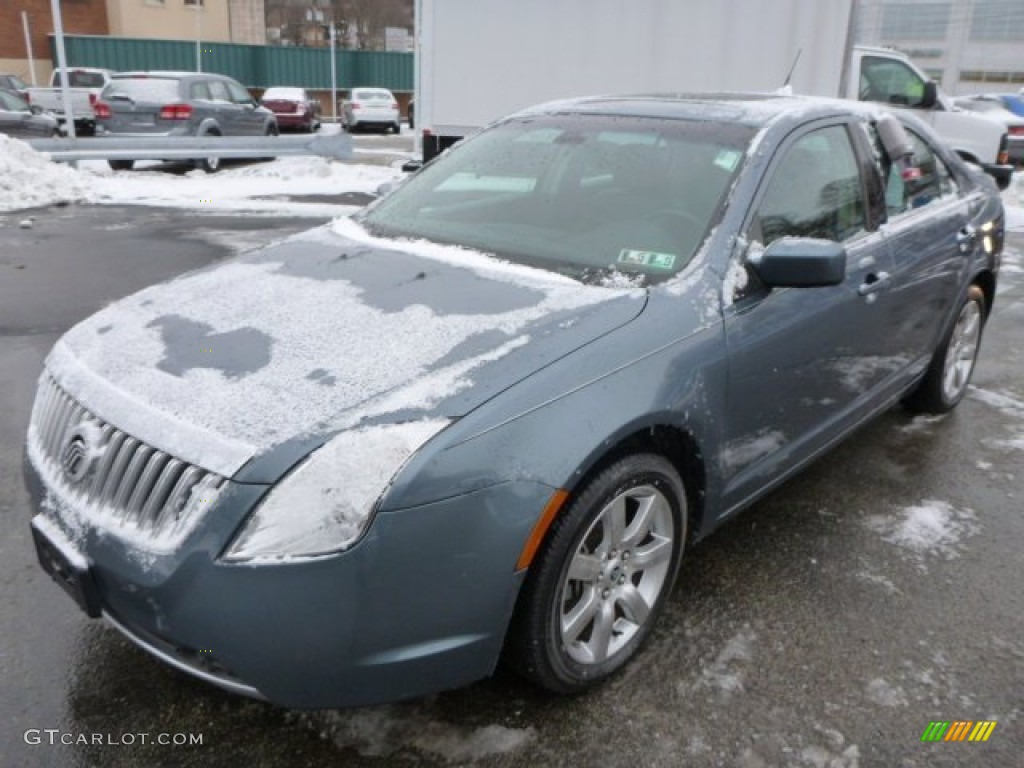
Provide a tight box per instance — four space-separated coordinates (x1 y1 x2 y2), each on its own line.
411 0 1012 187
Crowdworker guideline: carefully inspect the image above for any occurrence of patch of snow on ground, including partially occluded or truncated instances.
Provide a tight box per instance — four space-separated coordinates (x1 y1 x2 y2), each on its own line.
866 678 908 708
1002 175 1024 232
968 385 1024 452
0 135 91 211
866 500 977 563
297 707 535 762
800 744 860 768
897 413 947 434
856 569 900 594
968 385 1024 418
690 626 756 699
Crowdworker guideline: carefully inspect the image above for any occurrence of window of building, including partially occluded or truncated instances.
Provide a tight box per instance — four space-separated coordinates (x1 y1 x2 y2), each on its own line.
880 2 951 40
970 0 1024 41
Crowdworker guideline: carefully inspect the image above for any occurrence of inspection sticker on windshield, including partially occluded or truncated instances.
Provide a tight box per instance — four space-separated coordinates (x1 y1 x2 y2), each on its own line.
714 149 742 172
618 249 677 270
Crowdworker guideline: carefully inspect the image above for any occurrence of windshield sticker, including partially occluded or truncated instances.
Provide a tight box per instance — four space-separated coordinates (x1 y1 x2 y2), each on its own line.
618 249 677 270
714 149 742 172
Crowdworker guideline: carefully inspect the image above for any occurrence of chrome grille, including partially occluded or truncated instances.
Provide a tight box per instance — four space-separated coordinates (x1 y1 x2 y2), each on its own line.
29 373 226 546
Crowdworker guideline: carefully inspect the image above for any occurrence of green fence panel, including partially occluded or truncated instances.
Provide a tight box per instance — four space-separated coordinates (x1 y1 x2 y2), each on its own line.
53 35 412 92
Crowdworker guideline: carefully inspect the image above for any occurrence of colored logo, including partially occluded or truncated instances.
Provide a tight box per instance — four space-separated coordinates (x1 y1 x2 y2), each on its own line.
921 721 997 742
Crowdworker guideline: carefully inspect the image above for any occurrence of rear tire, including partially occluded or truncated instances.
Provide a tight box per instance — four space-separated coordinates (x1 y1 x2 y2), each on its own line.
505 454 687 694
194 131 222 173
107 159 134 171
903 285 986 413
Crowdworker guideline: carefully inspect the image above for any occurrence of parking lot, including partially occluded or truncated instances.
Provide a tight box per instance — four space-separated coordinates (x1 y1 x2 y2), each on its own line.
1 153 1022 765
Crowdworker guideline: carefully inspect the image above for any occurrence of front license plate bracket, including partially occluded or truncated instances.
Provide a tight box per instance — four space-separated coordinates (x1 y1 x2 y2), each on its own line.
31 517 102 618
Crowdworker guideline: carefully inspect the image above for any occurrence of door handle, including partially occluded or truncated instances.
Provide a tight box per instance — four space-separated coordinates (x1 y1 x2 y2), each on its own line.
858 271 891 297
956 225 977 253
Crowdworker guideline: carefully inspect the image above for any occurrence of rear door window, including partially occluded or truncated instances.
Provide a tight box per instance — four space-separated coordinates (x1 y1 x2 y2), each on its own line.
190 82 212 101
207 81 231 102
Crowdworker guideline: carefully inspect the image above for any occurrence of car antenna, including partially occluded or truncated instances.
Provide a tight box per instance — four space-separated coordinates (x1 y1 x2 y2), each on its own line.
783 48 802 88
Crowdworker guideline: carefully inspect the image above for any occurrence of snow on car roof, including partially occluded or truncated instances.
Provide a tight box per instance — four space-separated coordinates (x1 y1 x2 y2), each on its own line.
263 87 306 101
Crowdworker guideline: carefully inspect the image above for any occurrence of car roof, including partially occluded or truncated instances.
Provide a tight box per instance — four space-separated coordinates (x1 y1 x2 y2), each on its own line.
113 71 229 80
514 92 877 129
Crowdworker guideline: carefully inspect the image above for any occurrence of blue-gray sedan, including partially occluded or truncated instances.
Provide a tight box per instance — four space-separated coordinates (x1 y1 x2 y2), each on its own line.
25 94 1005 707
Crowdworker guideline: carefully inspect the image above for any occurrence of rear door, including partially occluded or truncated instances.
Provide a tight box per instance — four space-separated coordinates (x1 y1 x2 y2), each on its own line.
862 123 971 375
206 79 240 134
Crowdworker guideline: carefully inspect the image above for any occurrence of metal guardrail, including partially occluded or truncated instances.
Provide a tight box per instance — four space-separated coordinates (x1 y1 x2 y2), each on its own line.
26 134 353 163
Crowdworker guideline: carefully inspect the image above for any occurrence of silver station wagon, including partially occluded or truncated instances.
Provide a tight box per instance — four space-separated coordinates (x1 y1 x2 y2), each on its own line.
25 94 1004 707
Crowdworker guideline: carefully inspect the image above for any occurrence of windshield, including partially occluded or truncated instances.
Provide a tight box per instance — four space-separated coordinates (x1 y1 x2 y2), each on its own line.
360 114 755 285
54 70 107 88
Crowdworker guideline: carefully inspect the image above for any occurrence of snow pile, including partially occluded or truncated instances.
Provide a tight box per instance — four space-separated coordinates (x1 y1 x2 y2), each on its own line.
88 156 402 216
0 135 90 211
866 500 977 562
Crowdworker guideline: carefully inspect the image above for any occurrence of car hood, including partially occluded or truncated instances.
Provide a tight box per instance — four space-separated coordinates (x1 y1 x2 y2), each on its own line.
46 223 645 479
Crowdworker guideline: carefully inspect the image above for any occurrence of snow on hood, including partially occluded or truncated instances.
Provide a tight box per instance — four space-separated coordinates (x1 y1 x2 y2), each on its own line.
49 223 642 478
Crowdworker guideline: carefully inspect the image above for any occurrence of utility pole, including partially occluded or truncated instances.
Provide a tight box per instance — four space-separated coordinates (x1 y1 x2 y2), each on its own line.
49 0 76 139
330 21 337 123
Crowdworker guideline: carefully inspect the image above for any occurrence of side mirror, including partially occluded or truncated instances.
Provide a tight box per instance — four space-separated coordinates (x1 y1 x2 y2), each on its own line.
748 238 846 288
918 81 937 110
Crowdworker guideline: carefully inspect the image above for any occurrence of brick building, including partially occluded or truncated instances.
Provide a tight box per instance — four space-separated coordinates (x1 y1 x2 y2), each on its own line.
1 0 109 85
1 1 262 85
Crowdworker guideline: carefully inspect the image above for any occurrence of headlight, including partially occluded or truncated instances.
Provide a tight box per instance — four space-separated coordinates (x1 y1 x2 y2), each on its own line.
224 420 450 562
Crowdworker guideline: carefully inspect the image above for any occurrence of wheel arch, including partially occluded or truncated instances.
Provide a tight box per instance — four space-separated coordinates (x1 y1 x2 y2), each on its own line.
560 420 708 546
972 269 996 320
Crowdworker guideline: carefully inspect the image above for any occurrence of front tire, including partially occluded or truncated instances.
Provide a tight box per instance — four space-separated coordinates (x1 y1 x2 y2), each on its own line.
506 454 687 693
107 159 134 171
904 285 986 413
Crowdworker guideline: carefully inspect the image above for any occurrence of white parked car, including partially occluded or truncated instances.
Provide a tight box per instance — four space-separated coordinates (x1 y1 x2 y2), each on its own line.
342 87 400 134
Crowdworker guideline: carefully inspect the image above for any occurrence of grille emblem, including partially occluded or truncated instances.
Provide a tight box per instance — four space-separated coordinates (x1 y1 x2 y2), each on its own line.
61 423 103 485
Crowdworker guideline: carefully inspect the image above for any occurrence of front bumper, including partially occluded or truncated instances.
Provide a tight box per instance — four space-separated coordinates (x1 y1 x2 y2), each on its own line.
24 451 546 707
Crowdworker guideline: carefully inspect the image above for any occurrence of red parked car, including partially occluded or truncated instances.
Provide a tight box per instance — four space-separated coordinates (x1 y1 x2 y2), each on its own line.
259 87 321 133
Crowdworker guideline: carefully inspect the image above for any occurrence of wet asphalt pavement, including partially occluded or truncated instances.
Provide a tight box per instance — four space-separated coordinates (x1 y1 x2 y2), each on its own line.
0 201 1021 767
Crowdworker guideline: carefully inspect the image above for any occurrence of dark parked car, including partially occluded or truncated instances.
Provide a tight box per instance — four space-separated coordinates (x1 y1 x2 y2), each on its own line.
94 71 278 172
0 89 60 138
259 86 320 133
25 94 1003 707
0 72 30 100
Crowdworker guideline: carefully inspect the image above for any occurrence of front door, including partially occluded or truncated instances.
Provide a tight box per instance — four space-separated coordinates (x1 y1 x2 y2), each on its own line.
720 121 898 510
